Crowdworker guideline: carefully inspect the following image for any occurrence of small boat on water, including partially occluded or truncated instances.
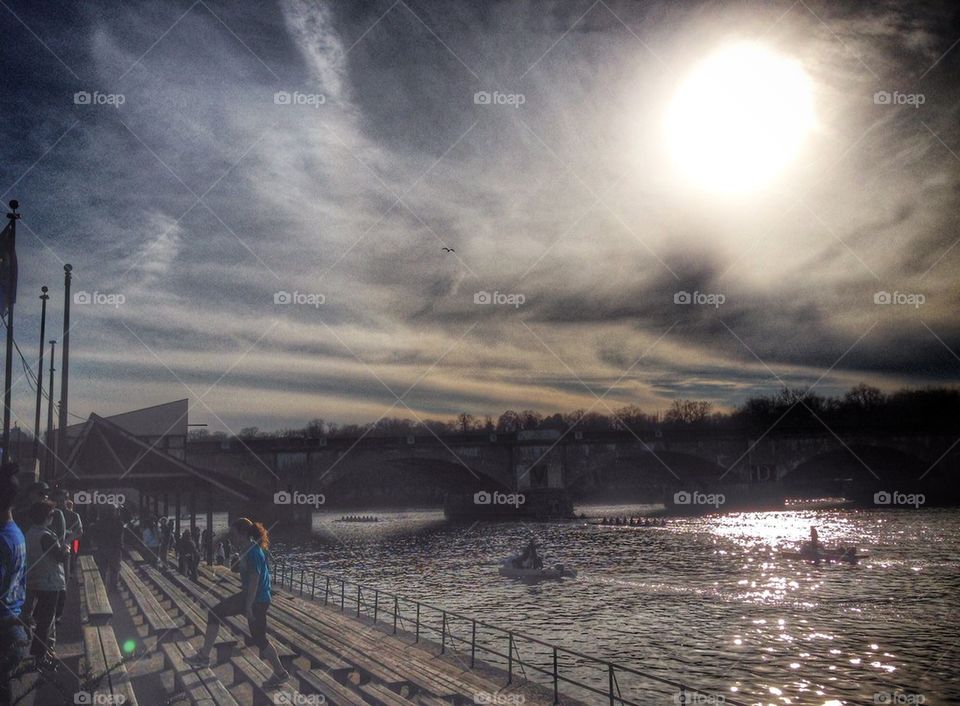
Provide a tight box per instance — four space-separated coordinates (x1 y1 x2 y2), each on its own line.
780 545 865 565
499 564 578 580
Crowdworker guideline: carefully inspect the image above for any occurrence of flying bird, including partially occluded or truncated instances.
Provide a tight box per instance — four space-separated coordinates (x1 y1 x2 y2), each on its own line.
442 247 455 253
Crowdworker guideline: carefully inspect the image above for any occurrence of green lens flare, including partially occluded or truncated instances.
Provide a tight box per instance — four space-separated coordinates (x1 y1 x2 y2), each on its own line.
122 639 137 654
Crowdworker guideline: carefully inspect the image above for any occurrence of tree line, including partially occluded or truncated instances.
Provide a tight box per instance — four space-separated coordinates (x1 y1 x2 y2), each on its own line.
186 384 960 441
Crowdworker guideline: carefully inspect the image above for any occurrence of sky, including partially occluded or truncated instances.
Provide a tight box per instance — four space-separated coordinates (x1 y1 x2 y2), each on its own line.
0 0 958 434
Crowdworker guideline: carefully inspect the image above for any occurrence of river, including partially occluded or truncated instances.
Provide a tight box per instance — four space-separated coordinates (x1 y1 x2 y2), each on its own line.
267 506 959 706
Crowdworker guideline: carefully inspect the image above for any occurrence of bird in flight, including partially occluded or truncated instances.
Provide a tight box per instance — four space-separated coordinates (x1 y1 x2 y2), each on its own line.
442 247 455 253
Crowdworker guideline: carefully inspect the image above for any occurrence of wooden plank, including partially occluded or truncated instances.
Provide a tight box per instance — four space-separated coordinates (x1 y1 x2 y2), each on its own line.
79 556 113 624
141 565 239 651
279 592 498 693
231 653 303 706
162 640 240 706
83 625 107 678
161 641 216 704
97 625 139 706
127 550 144 564
262 594 436 692
418 697 454 706
120 563 179 635
297 668 368 706
360 682 420 706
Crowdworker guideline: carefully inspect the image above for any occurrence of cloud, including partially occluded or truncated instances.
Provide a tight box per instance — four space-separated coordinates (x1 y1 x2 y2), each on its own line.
0 0 957 432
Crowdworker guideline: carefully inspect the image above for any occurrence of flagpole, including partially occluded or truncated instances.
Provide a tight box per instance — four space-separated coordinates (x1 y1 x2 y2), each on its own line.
33 286 49 462
2 200 19 464
57 263 72 477
44 340 56 477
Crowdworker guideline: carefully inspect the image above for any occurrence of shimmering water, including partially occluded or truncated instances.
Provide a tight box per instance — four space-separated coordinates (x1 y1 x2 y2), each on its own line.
272 506 960 706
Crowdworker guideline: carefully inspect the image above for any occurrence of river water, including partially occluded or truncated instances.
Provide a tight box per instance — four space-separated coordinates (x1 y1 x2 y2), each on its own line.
270 506 959 706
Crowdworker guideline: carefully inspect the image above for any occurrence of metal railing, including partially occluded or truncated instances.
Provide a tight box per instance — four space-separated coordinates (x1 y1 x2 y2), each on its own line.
273 558 747 706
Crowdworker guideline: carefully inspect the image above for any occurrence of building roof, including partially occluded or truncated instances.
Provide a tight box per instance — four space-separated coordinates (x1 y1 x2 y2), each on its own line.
58 412 255 501
64 398 189 443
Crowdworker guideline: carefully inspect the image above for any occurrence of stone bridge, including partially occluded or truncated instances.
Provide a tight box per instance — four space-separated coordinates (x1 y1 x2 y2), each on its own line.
187 428 960 505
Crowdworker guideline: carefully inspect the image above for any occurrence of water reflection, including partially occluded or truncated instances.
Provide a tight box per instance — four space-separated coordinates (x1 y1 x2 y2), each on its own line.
271 507 960 705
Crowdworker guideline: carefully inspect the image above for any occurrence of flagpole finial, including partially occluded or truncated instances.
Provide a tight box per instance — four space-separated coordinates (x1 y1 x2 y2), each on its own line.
6 201 18 219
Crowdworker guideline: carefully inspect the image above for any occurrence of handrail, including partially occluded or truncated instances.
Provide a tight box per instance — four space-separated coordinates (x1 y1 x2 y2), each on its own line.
271 557 747 706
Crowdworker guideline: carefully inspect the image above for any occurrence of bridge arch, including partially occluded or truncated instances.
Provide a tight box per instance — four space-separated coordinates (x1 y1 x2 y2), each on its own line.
317 455 510 509
566 448 727 500
781 445 930 500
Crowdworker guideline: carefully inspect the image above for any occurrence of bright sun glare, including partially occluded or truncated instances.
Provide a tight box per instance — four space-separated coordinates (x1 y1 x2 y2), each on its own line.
665 42 815 194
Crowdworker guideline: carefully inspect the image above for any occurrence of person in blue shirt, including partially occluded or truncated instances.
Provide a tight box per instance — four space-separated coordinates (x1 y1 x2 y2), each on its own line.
0 463 27 705
187 518 288 687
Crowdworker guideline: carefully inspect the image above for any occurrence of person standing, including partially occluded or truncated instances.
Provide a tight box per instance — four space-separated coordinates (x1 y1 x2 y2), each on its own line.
53 493 82 626
178 530 199 581
1 464 27 705
91 505 125 591
141 517 160 566
158 517 172 568
187 518 289 687
24 501 69 666
201 527 212 565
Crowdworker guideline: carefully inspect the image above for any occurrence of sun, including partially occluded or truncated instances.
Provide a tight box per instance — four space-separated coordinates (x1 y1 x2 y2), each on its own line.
664 42 815 194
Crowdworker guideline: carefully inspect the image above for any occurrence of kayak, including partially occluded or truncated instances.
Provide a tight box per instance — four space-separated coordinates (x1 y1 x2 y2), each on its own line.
780 548 864 565
499 564 578 580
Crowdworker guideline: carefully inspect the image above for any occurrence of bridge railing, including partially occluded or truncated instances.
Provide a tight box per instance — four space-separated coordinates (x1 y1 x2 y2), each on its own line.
272 558 747 706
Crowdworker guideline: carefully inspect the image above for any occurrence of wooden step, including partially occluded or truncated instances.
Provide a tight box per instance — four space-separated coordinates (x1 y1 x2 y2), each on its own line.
120 562 180 636
298 667 369 706
360 682 421 706
161 639 239 706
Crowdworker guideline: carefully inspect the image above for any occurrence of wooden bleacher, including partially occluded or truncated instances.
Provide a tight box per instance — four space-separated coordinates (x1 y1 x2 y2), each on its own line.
119 562 181 637
78 554 113 624
70 549 544 706
78 555 137 706
200 563 511 704
161 640 240 706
